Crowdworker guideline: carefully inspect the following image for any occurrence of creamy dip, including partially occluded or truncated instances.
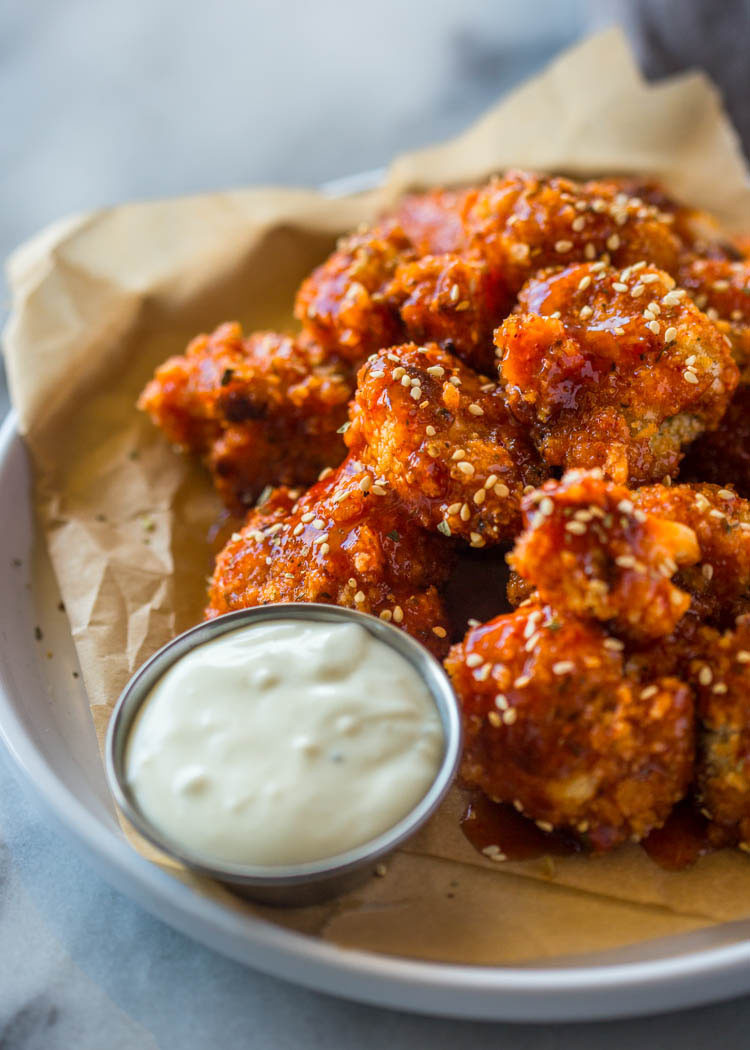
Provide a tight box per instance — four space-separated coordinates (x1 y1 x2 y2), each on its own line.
125 619 444 866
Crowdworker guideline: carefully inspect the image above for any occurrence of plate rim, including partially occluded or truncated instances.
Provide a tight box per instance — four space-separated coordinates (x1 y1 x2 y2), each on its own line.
4 376 750 1019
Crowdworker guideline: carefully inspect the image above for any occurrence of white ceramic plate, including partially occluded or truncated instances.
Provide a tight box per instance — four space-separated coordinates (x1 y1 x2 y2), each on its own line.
6 412 750 1020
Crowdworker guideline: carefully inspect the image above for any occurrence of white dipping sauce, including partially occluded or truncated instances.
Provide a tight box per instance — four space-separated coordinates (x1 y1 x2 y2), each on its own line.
125 619 444 867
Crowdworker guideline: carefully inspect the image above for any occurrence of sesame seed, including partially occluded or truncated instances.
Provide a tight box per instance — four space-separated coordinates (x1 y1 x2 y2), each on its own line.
614 326 625 336
584 243 596 259
432 626 447 638
579 305 593 320
502 708 517 725
371 484 387 496
737 651 750 663
615 554 636 568
664 326 677 342
712 682 728 695
539 497 554 516
450 283 460 302
379 610 392 622
449 376 461 386
713 279 730 292
603 638 624 651
640 685 658 699
460 503 471 521
392 366 405 379
293 523 305 536
470 533 485 547
494 483 510 498
457 461 475 476
718 488 735 499
631 283 645 297
410 386 421 400
425 425 436 436
552 661 575 675
565 521 587 534
536 820 554 833
684 371 699 384
319 543 330 555
400 374 411 387
473 489 486 506
488 711 502 727
578 275 592 291
374 863 387 877
485 474 498 489
318 467 333 480
514 675 531 688
617 499 634 514
301 511 315 522
447 502 462 515
392 606 404 624
613 282 628 292
698 666 713 686
426 365 445 377
647 320 661 335
477 662 492 681
312 517 325 529
702 563 714 581
452 449 466 461
607 234 621 251
369 370 385 379
466 653 483 667
353 590 365 604
468 403 484 416
640 273 660 284
555 240 573 253
572 216 586 232
359 475 372 493
494 694 508 710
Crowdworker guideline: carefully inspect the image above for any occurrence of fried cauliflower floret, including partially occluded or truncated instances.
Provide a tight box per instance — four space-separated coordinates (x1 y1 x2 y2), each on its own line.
679 258 750 378
138 323 352 512
463 170 683 291
206 456 453 656
393 187 474 256
294 218 408 362
509 471 700 640
632 483 750 627
693 615 750 847
682 385 750 498
445 603 694 850
384 255 511 373
345 344 546 546
495 261 738 483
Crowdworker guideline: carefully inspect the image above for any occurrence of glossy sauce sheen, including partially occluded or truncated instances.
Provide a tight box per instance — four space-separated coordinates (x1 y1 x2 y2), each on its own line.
126 620 444 867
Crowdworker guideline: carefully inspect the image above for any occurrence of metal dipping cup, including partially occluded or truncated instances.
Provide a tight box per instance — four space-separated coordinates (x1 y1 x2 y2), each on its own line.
105 603 462 906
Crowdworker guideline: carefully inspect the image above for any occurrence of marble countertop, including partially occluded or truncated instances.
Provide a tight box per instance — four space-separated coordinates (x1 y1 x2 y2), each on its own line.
4 2 750 1045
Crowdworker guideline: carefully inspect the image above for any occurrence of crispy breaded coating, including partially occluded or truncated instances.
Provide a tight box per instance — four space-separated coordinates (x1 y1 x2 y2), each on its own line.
682 385 750 498
345 343 546 546
384 255 510 373
495 261 738 483
206 455 453 656
294 219 408 362
138 323 352 512
679 258 750 379
393 187 473 256
445 603 694 850
632 482 750 627
509 471 700 640
693 615 750 847
463 170 684 291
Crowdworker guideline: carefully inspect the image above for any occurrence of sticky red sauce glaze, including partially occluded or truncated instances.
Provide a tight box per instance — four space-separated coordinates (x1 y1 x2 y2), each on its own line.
460 789 580 861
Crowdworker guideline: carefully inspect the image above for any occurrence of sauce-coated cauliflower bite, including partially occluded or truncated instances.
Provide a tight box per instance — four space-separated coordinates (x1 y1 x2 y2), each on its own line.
463 170 684 291
630 482 750 628
345 343 546 545
682 386 750 499
694 616 750 848
137 324 352 512
510 471 700 640
445 603 694 850
495 261 738 484
679 258 750 379
206 456 453 656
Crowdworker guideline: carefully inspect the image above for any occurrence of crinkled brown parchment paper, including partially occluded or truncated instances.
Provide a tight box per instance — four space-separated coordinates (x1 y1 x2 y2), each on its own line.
6 29 750 965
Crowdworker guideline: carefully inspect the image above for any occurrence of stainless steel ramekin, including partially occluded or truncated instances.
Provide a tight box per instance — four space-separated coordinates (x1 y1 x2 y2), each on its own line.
105 603 462 907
